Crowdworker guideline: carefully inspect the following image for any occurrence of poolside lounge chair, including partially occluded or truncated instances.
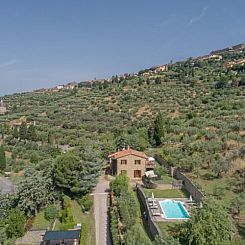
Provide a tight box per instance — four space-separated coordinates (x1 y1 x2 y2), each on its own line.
149 204 158 209
148 198 157 204
148 197 156 202
152 210 161 216
148 200 158 208
186 201 193 204
187 201 196 205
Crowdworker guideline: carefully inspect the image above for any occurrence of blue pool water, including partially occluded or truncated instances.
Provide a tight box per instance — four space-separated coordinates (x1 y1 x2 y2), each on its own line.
159 200 189 219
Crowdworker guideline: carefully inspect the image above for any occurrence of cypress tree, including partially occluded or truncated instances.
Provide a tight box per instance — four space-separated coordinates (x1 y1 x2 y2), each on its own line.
153 112 165 146
0 145 6 171
19 122 27 140
12 127 19 139
27 125 37 141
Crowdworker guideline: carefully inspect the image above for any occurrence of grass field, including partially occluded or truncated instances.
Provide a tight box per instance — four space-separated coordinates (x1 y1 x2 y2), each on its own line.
186 169 237 208
9 174 23 185
143 188 189 198
156 222 181 237
32 210 51 230
71 200 95 245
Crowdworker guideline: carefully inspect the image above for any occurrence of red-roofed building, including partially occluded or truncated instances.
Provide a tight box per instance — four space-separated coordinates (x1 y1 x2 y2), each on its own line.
108 147 155 179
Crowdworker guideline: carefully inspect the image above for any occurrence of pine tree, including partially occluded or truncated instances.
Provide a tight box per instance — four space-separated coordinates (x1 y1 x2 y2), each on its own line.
0 145 6 171
153 112 165 146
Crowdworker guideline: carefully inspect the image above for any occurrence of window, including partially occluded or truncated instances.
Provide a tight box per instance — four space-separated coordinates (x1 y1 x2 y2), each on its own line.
134 170 142 178
121 170 127 175
135 160 141 165
121 160 127 165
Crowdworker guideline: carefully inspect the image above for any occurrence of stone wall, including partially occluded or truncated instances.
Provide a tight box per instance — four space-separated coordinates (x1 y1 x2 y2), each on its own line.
154 155 171 171
154 154 204 204
174 171 204 204
136 185 162 238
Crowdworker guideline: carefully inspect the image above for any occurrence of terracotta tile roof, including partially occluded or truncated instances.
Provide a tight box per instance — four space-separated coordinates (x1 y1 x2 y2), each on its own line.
108 148 148 159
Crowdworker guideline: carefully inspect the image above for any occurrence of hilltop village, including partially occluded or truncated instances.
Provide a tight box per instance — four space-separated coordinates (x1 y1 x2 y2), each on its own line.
29 43 245 95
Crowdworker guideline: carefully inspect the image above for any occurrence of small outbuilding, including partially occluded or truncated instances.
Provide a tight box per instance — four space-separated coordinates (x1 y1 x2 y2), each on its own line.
42 229 81 245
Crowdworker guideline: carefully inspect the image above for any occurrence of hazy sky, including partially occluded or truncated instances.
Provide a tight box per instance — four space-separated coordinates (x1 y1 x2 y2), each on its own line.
0 0 245 95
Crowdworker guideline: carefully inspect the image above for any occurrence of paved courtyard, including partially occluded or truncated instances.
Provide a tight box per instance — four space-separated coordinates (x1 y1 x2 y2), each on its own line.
0 176 16 194
15 230 45 245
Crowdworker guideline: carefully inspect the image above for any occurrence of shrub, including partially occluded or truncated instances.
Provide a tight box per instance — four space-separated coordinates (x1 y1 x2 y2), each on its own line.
44 206 59 221
60 196 75 228
213 184 226 199
78 195 93 212
110 206 120 245
80 222 88 245
117 191 137 228
6 209 26 239
110 174 129 197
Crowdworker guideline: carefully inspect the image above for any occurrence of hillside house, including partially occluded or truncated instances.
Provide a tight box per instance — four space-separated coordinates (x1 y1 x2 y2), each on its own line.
225 58 245 68
65 82 78 90
108 147 155 179
0 100 7 115
154 65 168 73
51 85 64 92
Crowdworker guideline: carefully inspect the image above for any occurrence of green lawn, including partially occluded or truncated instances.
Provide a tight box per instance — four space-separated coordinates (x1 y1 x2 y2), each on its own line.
153 174 173 185
143 188 189 198
32 210 51 230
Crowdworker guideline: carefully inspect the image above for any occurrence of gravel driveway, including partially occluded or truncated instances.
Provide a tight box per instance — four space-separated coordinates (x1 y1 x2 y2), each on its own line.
93 176 112 245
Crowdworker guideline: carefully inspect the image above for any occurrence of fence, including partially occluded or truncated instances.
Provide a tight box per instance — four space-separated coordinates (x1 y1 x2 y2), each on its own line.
154 154 204 204
136 185 162 238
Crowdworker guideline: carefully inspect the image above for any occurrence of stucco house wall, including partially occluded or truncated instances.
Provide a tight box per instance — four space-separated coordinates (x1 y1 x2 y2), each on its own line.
113 154 147 179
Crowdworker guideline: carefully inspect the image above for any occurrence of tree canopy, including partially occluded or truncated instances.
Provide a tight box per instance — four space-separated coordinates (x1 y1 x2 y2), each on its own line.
178 199 234 245
17 168 55 216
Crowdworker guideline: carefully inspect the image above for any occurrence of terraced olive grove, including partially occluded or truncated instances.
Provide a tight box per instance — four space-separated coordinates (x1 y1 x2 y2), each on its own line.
0 47 245 244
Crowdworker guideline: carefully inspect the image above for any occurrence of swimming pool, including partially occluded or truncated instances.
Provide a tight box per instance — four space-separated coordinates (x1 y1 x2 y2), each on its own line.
159 200 190 219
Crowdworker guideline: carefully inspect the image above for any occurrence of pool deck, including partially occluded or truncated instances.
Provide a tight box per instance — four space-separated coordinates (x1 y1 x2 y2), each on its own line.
148 197 194 222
